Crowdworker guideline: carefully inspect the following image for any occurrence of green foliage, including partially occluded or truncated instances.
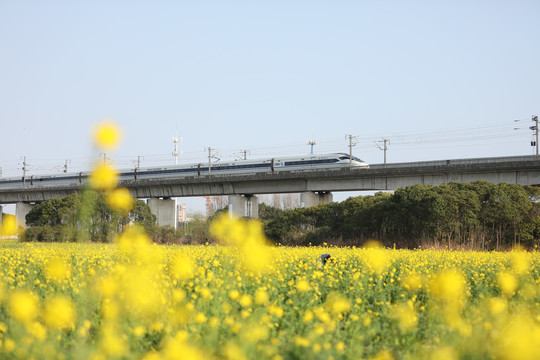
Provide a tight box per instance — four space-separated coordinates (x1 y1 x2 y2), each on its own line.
262 182 540 250
23 190 157 243
179 214 211 244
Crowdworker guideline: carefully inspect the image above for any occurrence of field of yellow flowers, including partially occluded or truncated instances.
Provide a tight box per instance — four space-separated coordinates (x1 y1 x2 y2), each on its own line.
0 231 539 360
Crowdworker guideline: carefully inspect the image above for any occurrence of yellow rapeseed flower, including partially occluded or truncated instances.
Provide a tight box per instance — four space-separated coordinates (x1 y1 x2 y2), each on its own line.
100 323 127 357
0 280 6 303
254 288 269 305
497 272 518 296
43 296 77 330
90 163 118 191
161 333 205 360
488 297 507 316
392 302 418 332
44 257 71 283
496 314 540 360
27 321 47 341
171 255 196 280
430 346 458 360
9 290 39 324
325 292 351 315
401 273 423 291
296 279 310 292
238 294 253 308
429 269 466 303
0 214 17 236
511 251 531 276
106 188 134 214
93 121 122 150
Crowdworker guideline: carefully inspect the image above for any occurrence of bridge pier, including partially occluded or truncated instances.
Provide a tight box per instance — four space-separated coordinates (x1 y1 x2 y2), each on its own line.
147 198 176 228
300 191 333 208
16 202 35 228
228 195 259 218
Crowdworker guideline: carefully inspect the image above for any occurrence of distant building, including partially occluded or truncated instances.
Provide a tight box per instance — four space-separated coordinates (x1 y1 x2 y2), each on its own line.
177 203 187 227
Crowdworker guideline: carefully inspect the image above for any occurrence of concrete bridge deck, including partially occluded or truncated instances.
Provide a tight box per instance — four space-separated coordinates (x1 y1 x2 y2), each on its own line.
1 155 539 204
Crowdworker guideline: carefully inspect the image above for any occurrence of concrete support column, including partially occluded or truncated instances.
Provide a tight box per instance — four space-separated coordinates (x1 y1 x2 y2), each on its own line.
300 192 333 208
228 195 259 218
16 202 35 228
147 198 176 228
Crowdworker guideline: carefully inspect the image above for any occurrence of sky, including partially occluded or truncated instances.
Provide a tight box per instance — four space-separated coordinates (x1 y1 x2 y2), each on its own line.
1 1 539 214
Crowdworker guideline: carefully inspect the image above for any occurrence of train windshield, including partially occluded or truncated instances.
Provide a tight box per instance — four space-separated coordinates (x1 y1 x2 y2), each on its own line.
337 153 364 162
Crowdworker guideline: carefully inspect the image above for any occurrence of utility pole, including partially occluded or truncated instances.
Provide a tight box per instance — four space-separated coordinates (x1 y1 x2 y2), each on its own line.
532 115 539 157
205 147 218 175
376 138 390 167
63 160 71 173
22 156 27 184
345 134 358 166
239 150 250 160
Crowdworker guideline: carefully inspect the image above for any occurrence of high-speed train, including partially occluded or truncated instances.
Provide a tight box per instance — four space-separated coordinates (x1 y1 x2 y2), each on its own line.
0 153 368 188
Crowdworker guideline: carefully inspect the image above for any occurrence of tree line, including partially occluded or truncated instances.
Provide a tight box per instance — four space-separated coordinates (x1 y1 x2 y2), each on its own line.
23 190 157 242
20 182 540 250
260 182 540 250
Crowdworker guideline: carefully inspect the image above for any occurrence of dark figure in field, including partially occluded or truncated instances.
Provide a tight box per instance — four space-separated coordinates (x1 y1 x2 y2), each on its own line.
319 253 331 267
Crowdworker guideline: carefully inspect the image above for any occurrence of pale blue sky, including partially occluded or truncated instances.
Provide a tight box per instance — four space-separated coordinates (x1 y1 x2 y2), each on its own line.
1 1 539 212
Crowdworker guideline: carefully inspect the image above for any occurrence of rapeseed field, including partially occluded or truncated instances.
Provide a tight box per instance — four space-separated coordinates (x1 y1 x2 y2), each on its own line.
0 238 539 359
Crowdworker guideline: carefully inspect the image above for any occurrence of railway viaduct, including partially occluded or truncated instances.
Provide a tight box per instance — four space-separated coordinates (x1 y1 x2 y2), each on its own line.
1 155 540 228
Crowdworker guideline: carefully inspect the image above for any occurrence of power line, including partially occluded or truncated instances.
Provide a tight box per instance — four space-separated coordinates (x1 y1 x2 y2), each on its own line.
0 118 532 177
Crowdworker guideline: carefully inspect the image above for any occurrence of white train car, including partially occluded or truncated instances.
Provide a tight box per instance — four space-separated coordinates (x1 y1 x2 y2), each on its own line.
0 153 368 188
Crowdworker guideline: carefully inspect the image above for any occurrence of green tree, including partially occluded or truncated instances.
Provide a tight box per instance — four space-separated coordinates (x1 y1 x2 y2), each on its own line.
24 191 157 243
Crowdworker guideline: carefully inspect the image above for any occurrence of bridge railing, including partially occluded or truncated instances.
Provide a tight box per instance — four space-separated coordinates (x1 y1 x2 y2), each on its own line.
369 155 539 170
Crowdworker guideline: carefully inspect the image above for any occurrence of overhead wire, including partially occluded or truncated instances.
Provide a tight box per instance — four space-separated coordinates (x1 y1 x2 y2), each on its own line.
0 118 534 177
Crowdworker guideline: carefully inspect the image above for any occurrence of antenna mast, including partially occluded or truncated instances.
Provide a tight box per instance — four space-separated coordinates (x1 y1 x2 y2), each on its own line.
307 139 317 155
172 136 183 165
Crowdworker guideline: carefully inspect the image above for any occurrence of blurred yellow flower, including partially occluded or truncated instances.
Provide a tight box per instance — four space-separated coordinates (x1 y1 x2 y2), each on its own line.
90 163 118 191
161 333 205 360
117 224 151 249
497 272 518 296
296 279 310 292
429 270 466 303
511 251 531 276
0 280 6 303
430 346 457 360
171 255 196 280
392 302 418 332
496 315 540 360
106 188 134 214
9 290 39 324
402 273 423 291
93 121 122 150
44 257 71 283
254 288 269 305
0 214 17 236
43 296 76 330
100 323 127 357
27 321 47 341
325 292 351 315
488 297 507 316
238 294 253 308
